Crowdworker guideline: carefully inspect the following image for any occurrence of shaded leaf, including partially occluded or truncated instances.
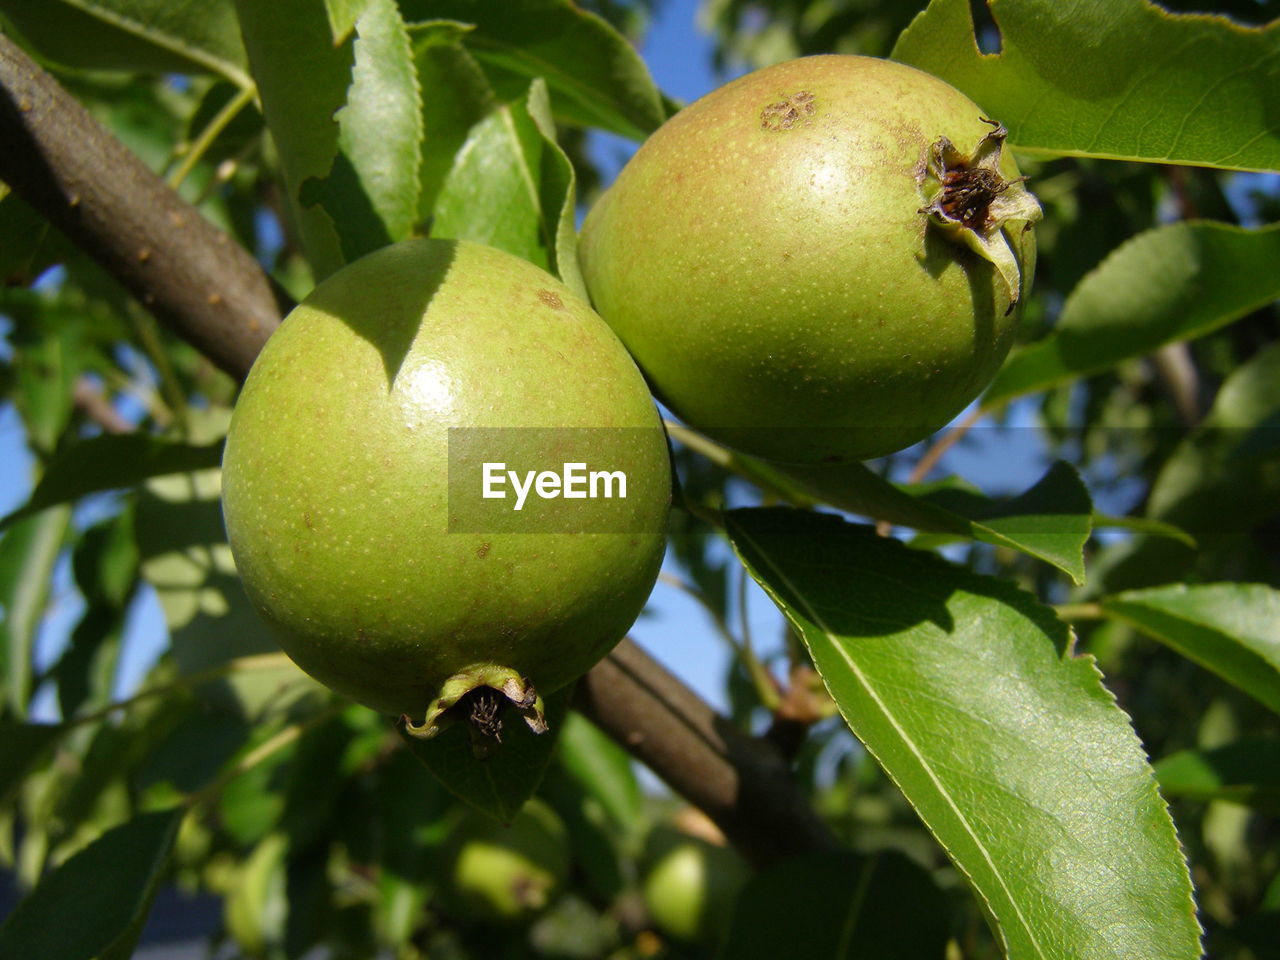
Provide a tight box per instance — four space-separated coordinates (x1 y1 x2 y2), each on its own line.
400 0 665 139
893 0 1280 171
0 0 248 84
399 684 573 822
1156 739 1280 807
0 434 224 532
718 850 948 960
987 222 1280 403
1104 583 1280 715
56 510 140 718
0 807 183 960
0 722 66 805
9 305 82 458
1091 340 1280 592
0 188 68 287
726 507 1200 960
775 459 1092 584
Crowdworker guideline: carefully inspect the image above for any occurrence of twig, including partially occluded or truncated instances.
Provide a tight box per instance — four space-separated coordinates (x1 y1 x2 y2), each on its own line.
908 403 986 484
167 84 255 191
72 377 133 434
0 34 282 381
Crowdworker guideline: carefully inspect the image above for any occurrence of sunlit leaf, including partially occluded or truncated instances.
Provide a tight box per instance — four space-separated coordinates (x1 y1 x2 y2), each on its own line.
400 0 666 139
727 507 1201 960
432 79 570 277
988 222 1280 403
1104 582 1280 715
894 0 1280 171
558 711 642 831
409 21 497 221
236 0 421 279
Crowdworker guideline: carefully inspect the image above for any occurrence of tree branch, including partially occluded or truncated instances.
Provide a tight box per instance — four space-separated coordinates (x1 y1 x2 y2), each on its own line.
0 36 837 868
577 639 838 867
0 34 281 380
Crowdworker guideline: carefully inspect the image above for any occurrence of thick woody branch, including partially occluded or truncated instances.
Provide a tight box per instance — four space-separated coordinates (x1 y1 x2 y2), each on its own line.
0 36 837 868
577 639 838 867
0 33 280 380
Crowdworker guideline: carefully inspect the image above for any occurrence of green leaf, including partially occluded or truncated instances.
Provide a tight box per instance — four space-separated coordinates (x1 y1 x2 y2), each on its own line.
1103 583 1280 715
399 684 573 823
0 434 225 532
1093 340 1280 592
9 305 82 459
775 460 1092 584
236 0 422 280
557 711 642 831
431 78 580 287
718 850 948 960
133 425 317 718
0 0 248 85
301 0 423 261
0 807 183 960
1148 339 1280 526
1155 739 1280 807
0 189 69 287
893 0 1280 171
726 508 1201 960
57 511 140 718
0 722 66 805
1091 513 1197 549
987 222 1280 404
400 0 666 140
324 0 373 44
524 78 586 298
0 508 71 716
409 22 498 221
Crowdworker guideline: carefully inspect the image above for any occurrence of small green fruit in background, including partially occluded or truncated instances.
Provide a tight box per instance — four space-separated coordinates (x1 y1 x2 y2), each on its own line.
221 239 670 742
580 55 1041 464
641 826 749 944
446 800 570 924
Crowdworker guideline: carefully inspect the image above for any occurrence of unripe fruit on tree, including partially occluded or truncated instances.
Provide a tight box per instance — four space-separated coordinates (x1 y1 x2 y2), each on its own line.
641 827 748 944
580 55 1041 464
221 239 670 742
445 799 570 924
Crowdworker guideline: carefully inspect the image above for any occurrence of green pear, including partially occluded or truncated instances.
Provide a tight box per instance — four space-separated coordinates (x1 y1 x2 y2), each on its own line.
580 55 1040 463
222 239 669 739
